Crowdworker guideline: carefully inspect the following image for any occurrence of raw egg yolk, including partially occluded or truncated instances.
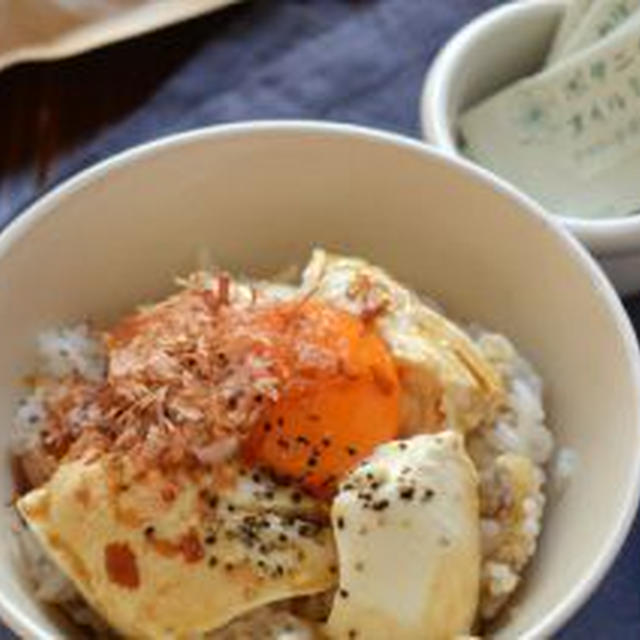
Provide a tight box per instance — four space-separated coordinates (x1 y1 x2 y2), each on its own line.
241 299 400 496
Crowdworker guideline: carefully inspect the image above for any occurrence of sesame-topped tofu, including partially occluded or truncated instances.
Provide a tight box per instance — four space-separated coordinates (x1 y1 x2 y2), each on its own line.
17 456 337 638
327 433 480 640
301 250 505 435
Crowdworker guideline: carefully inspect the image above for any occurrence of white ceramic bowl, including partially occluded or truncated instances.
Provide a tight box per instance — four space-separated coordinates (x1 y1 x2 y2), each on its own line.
0 122 639 639
421 0 640 296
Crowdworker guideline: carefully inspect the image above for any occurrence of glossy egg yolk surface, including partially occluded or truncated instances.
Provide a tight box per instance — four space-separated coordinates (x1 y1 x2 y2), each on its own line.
241 299 400 496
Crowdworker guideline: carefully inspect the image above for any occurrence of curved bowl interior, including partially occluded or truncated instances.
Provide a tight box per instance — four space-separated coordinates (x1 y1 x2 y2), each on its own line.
0 124 638 639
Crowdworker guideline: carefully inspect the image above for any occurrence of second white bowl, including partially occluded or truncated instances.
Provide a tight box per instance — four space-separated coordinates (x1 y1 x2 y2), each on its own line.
421 0 640 295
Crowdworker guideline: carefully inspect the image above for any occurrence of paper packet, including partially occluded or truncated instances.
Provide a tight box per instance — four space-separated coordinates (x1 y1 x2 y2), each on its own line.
548 0 640 65
547 0 595 63
459 13 640 218
0 0 240 73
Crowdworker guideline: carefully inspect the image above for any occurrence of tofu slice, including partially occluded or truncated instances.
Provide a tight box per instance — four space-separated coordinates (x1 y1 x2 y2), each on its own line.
17 457 337 638
302 250 504 434
327 433 480 640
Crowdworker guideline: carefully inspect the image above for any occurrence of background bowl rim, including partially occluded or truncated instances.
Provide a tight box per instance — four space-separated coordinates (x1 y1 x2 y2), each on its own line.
1 120 639 639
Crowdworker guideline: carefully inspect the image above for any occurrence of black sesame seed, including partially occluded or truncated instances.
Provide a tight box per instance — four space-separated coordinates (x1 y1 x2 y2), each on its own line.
264 491 275 500
254 394 263 403
371 482 380 490
422 488 435 502
355 561 364 572
278 533 288 543
227 504 236 512
208 556 218 567
205 534 217 545
337 516 345 530
275 565 284 577
251 472 261 483
277 438 290 450
400 487 415 501
346 446 358 456
307 456 318 468
339 589 349 599
208 495 219 509
264 422 272 433
329 564 338 574
227 396 238 411
277 417 285 427
372 499 390 512
321 436 332 447
224 563 234 572
296 435 310 445
349 630 358 639
398 442 408 450
144 526 155 537
291 492 302 504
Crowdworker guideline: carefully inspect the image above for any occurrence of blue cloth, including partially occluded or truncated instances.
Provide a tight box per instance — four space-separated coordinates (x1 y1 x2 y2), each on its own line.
1 0 639 637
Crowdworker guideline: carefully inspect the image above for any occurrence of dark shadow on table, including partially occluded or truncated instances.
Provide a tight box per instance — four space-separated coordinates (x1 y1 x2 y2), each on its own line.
0 1 252 218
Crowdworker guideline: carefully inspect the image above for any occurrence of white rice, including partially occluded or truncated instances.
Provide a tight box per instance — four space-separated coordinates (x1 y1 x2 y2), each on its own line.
12 321 572 635
37 324 107 383
468 330 563 619
15 522 76 603
550 446 580 494
12 391 49 455
12 324 107 450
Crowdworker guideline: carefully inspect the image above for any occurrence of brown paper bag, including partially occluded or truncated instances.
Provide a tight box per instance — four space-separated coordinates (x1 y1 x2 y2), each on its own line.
0 0 241 71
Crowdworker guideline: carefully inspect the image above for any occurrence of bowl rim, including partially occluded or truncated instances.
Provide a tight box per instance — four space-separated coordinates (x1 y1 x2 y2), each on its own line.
420 0 640 256
1 120 639 639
